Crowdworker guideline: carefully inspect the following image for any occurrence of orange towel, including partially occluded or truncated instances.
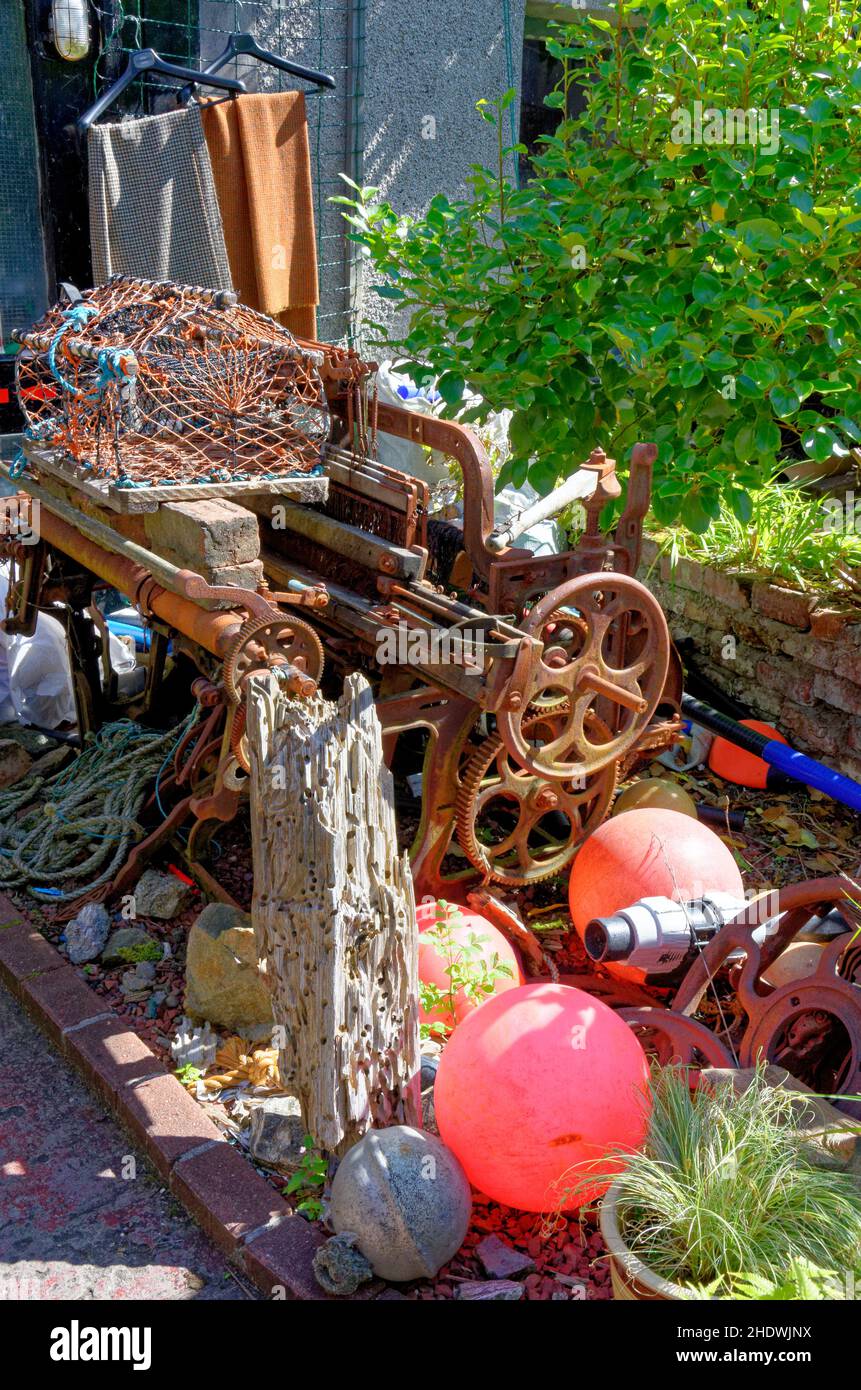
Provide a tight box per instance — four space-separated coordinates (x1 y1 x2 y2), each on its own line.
202 92 318 337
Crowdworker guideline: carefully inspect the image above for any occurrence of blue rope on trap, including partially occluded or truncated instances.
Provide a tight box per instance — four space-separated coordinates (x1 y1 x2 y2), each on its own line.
8 448 28 480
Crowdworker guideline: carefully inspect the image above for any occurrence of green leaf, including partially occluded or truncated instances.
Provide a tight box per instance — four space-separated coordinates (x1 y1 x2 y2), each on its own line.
769 385 801 418
436 372 465 406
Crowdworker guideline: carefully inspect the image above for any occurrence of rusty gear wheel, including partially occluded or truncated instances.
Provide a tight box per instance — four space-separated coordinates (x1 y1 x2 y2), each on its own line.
455 707 618 886
499 572 670 781
221 613 324 705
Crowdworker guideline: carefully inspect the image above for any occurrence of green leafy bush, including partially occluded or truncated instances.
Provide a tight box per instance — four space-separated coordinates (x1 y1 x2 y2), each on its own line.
340 0 861 531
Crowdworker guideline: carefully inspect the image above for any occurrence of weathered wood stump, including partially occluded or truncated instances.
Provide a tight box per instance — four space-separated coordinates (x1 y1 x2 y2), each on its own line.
247 670 420 1154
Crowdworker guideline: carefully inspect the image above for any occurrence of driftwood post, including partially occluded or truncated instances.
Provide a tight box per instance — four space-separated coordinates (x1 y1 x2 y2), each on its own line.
246 670 420 1154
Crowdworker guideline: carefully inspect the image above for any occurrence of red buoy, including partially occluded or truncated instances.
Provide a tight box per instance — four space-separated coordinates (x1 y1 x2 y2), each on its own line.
417 900 522 1034
434 982 650 1212
569 808 744 980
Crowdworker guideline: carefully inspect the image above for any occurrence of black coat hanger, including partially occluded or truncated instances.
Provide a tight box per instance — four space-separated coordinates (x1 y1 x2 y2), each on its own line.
180 32 336 104
78 48 247 134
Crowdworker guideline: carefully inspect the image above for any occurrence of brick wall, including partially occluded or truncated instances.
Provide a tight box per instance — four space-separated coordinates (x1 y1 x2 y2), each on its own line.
638 538 861 781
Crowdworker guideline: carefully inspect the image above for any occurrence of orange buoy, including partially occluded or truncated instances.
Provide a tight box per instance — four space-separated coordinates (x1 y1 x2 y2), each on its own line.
613 777 697 818
708 719 788 789
569 808 744 981
434 982 651 1212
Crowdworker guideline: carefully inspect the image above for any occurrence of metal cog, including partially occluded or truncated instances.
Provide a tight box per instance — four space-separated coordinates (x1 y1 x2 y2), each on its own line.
455 706 619 887
222 613 324 704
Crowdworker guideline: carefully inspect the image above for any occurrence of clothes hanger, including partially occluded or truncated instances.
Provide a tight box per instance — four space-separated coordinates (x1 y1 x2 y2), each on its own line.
180 31 336 104
78 48 247 134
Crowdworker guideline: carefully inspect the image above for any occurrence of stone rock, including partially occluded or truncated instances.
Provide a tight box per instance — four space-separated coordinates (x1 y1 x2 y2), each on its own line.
184 902 272 1034
247 1096 304 1174
420 1055 439 1091
329 1126 472 1283
102 926 157 966
0 739 32 789
120 960 157 999
312 1234 374 1296
133 868 191 920
456 1279 524 1301
30 744 73 779
65 903 111 966
475 1233 535 1280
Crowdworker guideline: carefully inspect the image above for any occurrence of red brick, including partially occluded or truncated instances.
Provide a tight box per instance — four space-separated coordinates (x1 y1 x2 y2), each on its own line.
779 701 848 756
0 920 64 996
122 1073 225 1178
661 554 704 593
751 582 813 630
780 630 840 672
813 670 861 716
18 962 111 1049
701 565 749 609
833 644 861 686
170 1142 289 1256
756 657 816 706
241 1216 332 1301
731 613 787 653
69 1016 165 1105
809 606 857 642
836 753 861 783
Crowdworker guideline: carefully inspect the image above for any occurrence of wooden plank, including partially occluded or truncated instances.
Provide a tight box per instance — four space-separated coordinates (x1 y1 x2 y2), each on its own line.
22 444 329 515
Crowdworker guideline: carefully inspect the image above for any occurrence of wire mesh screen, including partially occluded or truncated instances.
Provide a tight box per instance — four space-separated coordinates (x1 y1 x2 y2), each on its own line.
0 1 49 344
91 1 361 344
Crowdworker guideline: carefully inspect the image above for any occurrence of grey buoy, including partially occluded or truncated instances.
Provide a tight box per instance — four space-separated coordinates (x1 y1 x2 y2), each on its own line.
329 1125 472 1282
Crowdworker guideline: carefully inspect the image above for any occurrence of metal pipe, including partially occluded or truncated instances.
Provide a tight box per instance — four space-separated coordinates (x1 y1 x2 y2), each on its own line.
10 482 242 658
487 466 599 552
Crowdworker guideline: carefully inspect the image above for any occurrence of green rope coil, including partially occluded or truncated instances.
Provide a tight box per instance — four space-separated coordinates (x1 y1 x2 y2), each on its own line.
0 715 196 902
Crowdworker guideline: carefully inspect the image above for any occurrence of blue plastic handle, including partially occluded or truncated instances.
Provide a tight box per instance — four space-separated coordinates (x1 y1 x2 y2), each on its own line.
763 740 861 813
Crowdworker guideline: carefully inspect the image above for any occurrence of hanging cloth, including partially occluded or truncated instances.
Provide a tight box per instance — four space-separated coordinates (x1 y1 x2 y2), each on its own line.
88 105 233 292
201 92 319 338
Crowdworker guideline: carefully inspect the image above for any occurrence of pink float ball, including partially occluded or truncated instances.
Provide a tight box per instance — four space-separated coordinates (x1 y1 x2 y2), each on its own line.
434 982 650 1212
569 808 744 981
417 901 522 1035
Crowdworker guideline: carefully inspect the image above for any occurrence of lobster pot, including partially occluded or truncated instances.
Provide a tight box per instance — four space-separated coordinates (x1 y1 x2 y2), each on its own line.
13 275 330 488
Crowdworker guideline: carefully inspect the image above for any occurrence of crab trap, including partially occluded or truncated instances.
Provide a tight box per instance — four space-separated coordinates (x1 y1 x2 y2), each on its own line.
12 275 330 509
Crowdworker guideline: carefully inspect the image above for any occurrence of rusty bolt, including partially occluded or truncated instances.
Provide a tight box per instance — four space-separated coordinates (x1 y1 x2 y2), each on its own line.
378 554 397 574
533 788 558 811
507 692 523 711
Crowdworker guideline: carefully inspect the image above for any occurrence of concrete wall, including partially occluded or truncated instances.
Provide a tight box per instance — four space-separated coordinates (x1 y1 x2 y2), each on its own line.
359 0 526 342
199 0 525 343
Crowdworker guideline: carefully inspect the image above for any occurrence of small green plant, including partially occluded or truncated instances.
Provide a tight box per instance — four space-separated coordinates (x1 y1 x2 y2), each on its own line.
559 1064 861 1297
284 1135 328 1221
115 941 162 964
653 475 861 595
174 1063 203 1086
419 899 514 1041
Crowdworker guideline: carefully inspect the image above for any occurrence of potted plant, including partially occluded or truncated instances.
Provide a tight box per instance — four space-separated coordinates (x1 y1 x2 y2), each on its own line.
559 1065 861 1300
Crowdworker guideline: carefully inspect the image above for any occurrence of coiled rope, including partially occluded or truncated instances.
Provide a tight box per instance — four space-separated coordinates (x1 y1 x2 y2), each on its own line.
0 715 195 902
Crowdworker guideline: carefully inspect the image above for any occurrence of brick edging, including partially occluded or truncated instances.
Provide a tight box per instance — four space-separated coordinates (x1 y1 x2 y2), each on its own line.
0 899 336 1301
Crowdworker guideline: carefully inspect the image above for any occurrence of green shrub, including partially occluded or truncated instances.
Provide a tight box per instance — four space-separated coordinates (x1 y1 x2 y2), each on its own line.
340 0 861 531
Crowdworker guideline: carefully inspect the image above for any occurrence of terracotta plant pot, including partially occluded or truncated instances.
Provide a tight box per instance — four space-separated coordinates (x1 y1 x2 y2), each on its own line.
599 1183 692 1301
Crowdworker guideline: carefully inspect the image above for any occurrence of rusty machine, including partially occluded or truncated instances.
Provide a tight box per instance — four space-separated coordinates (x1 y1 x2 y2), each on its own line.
3 275 682 911
7 276 861 1113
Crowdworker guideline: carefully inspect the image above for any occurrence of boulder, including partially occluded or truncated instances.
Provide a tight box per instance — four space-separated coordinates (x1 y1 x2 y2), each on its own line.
102 926 158 966
247 1096 304 1173
0 740 32 789
133 868 191 920
65 902 111 965
329 1126 472 1283
184 902 272 1034
475 1233 535 1280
